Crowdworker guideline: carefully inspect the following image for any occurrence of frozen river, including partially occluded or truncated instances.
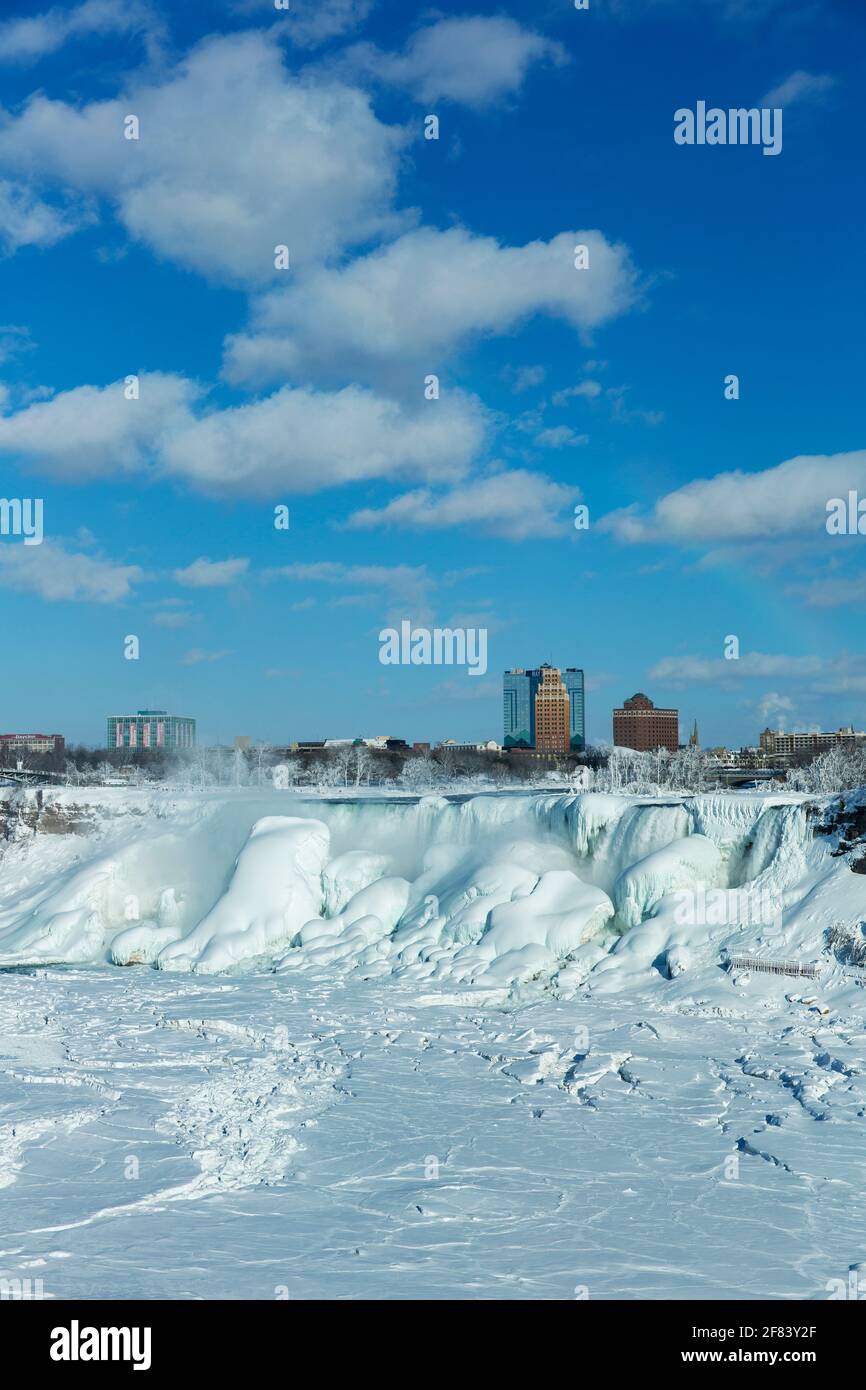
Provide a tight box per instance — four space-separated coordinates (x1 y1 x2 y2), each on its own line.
2 960 865 1301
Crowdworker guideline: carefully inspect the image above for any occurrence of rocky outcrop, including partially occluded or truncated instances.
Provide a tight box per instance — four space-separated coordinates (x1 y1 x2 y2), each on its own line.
0 792 108 840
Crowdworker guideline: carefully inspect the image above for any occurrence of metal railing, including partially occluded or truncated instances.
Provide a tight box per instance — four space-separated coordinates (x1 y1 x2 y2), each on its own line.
725 954 822 979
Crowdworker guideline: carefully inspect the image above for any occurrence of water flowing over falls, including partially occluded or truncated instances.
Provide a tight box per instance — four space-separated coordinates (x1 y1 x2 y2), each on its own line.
2 787 866 1299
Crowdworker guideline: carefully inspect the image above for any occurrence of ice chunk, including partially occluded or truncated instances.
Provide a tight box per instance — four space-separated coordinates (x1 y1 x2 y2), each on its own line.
110 888 185 965
613 834 722 929
323 850 392 916
156 816 329 973
478 871 614 959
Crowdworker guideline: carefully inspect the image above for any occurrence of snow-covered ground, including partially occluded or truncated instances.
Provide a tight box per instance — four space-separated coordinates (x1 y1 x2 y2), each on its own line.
1 787 865 1299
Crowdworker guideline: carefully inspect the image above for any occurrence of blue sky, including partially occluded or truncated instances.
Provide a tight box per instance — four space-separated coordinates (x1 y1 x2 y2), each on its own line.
0 0 863 748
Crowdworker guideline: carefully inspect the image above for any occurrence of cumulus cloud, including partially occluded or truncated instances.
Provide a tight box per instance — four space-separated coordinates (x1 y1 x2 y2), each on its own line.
345 15 567 109
224 226 642 386
600 450 866 544
173 557 249 587
160 385 487 497
0 0 162 64
345 469 578 541
0 539 142 602
0 375 487 496
0 373 199 479
0 31 407 282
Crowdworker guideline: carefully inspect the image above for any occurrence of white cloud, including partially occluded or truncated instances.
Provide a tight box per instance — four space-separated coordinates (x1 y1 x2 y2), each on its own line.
347 15 567 109
0 0 161 64
0 178 90 254
345 469 578 541
649 653 824 683
0 540 142 602
508 365 546 393
552 380 603 405
160 386 486 497
535 426 588 449
0 374 487 497
0 324 35 364
224 226 642 386
173 556 249 588
182 647 232 666
606 386 663 427
0 31 407 282
285 0 376 49
152 607 194 628
794 574 866 609
0 373 199 479
268 560 434 621
600 450 866 544
760 70 836 108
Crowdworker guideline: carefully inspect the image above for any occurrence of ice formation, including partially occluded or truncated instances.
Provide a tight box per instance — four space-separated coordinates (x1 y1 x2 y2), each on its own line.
0 787 855 994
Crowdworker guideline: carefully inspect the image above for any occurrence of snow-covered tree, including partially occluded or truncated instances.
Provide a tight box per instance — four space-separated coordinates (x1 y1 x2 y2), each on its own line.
399 757 436 792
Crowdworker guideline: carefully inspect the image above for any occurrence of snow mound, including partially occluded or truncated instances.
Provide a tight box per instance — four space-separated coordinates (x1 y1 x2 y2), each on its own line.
323 850 392 916
153 816 329 974
613 834 723 929
111 888 185 965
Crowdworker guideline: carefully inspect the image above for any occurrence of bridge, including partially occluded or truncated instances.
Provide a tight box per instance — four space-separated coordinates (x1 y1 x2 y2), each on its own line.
712 768 785 789
0 767 64 786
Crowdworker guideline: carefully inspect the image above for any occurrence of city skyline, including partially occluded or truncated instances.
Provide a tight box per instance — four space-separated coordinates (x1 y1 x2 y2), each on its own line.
0 0 863 749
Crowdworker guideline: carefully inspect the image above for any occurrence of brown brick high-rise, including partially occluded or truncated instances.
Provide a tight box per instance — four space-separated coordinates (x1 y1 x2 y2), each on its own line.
613 693 679 753
535 665 571 753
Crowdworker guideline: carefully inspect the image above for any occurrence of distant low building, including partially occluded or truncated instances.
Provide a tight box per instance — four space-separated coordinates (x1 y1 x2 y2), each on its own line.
106 710 195 753
439 739 504 753
0 732 64 756
760 726 865 758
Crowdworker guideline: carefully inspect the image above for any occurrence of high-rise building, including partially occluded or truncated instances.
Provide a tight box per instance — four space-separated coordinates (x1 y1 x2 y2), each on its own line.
564 668 585 751
613 693 679 753
504 665 585 751
106 710 196 753
535 666 570 753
